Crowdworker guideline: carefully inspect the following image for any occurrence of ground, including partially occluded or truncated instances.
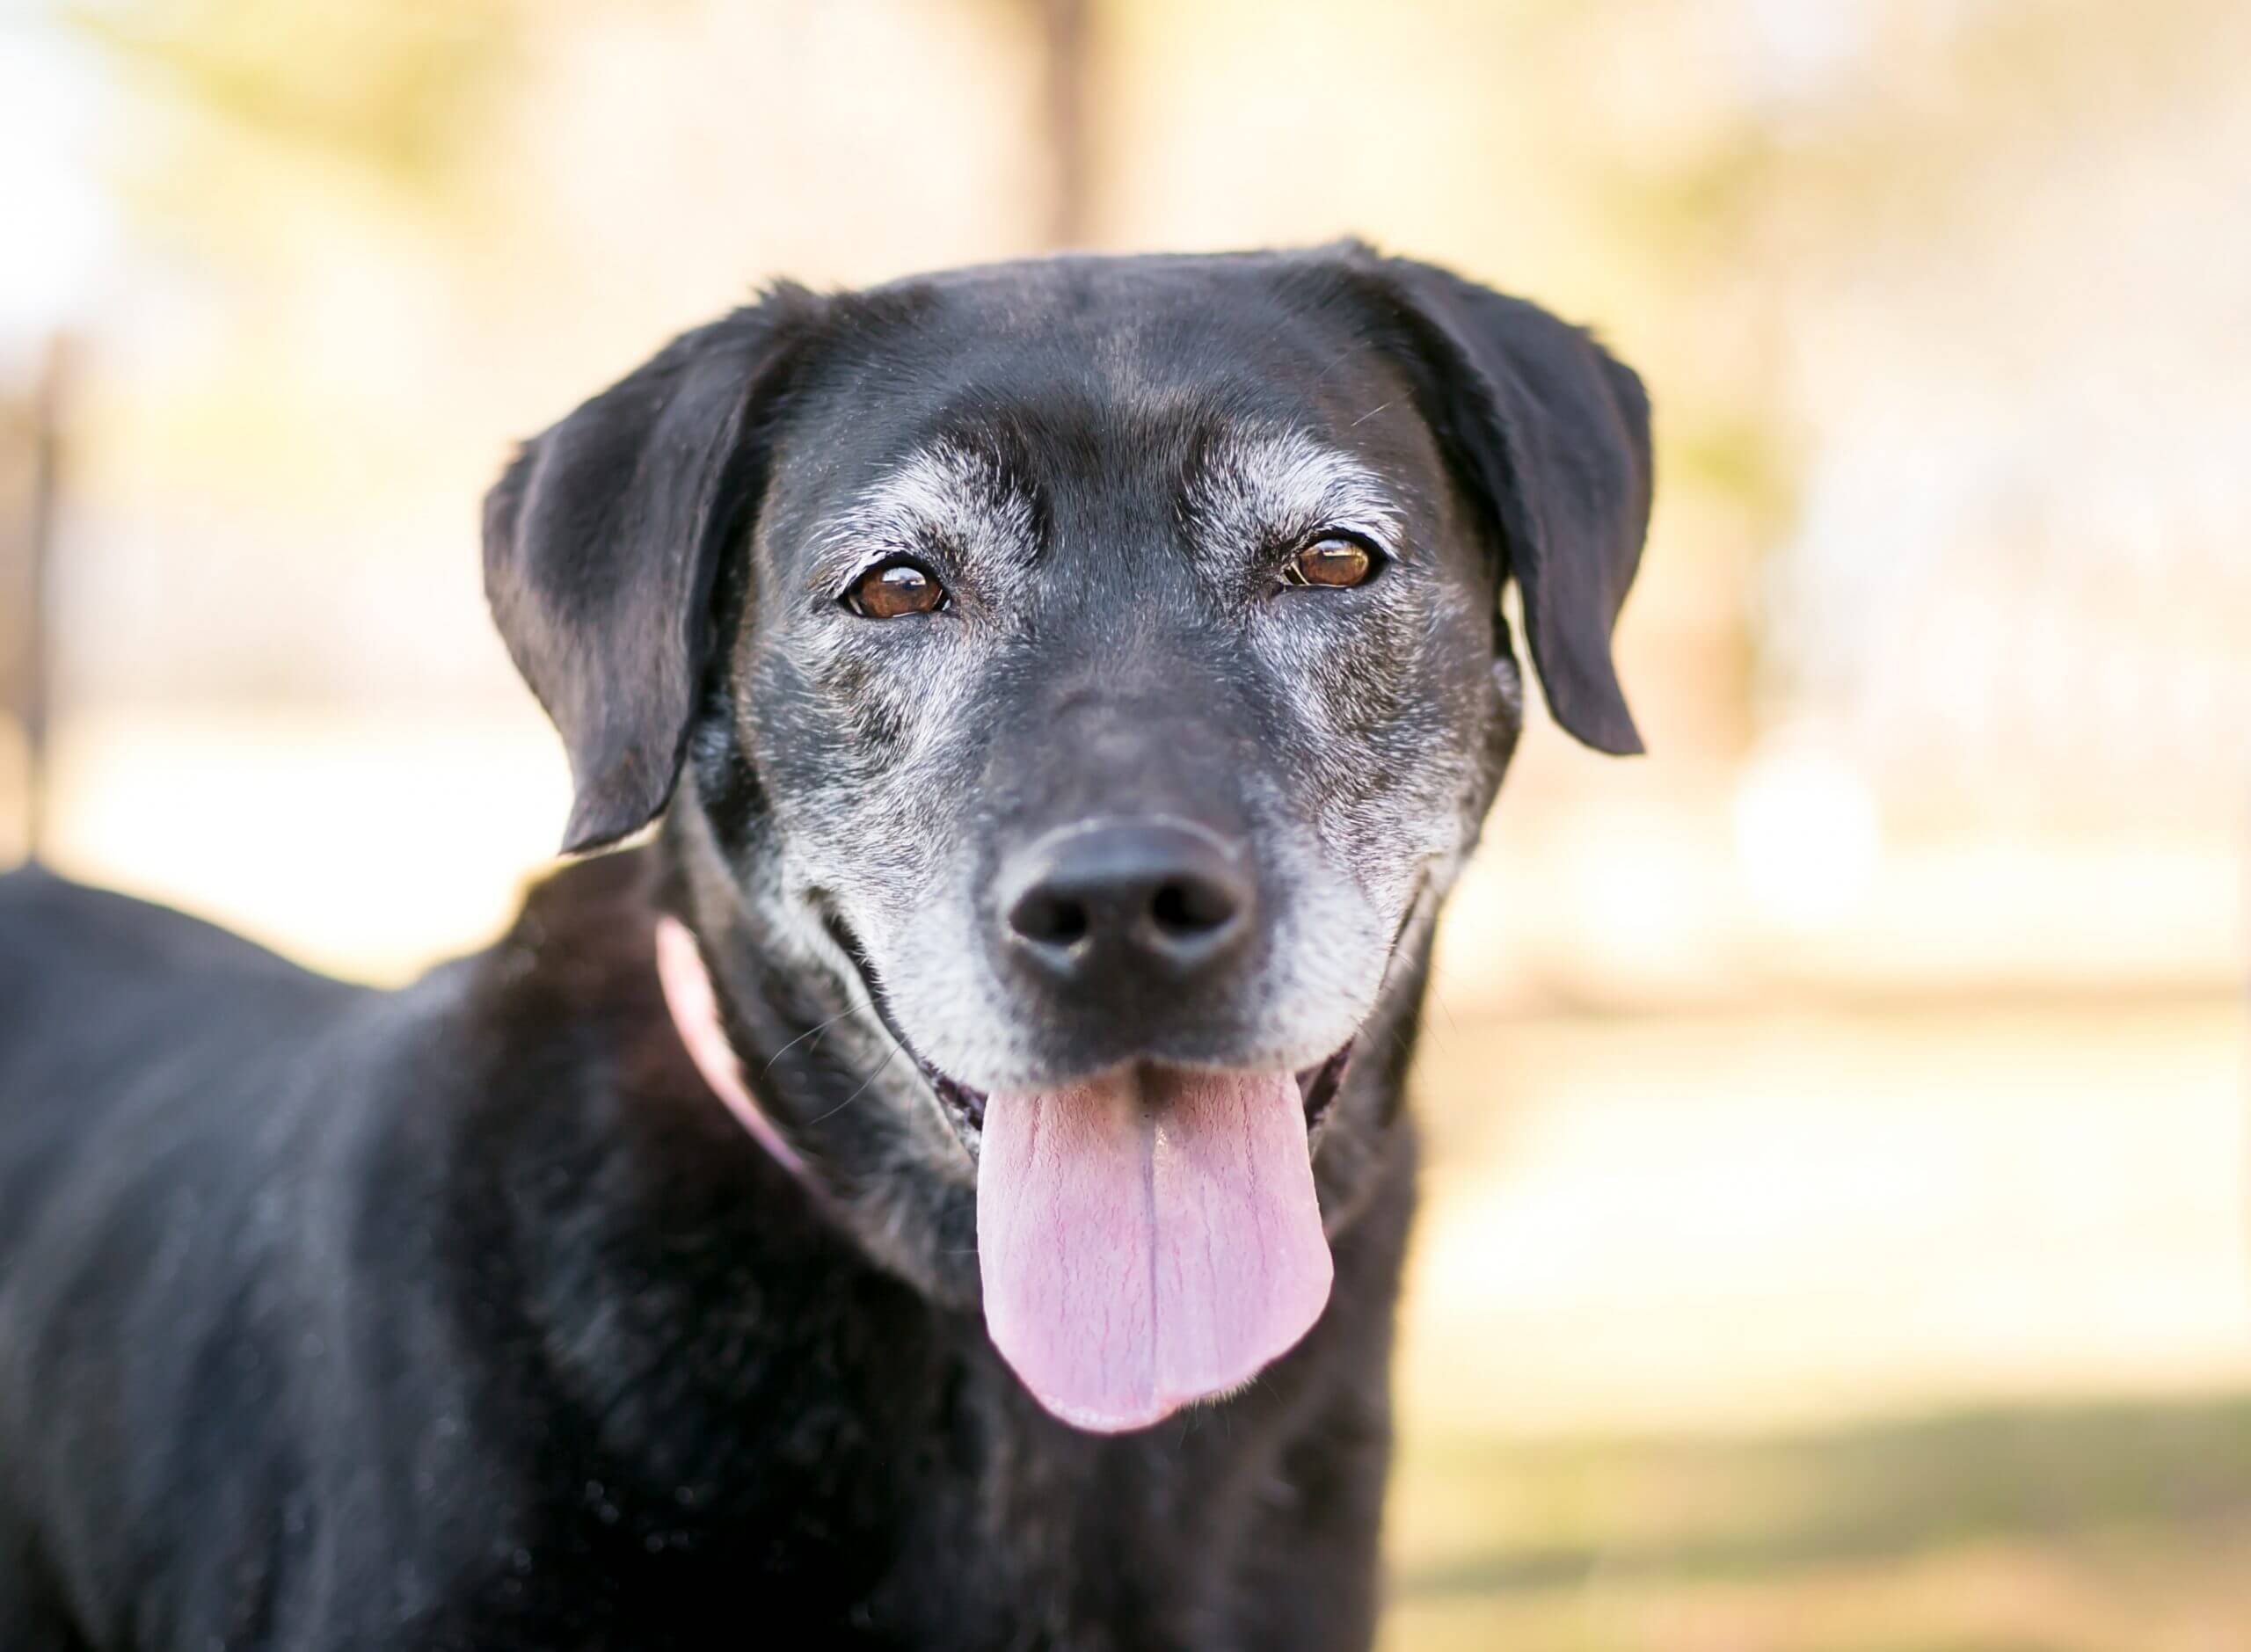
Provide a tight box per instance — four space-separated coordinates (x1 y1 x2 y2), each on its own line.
1381 1000 2248 1650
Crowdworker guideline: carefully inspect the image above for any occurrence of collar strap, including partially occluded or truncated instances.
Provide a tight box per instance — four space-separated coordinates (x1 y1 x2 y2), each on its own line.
654 914 812 1181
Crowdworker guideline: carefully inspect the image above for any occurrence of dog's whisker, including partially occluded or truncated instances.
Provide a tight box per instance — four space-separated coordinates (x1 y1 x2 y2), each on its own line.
1422 983 1462 1054
761 1008 853 1078
805 1044 901 1127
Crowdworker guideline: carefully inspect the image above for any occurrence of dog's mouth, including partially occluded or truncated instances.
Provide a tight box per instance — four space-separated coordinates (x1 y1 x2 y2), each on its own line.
925 1042 1353 1144
818 908 1359 1435
817 911 1359 1147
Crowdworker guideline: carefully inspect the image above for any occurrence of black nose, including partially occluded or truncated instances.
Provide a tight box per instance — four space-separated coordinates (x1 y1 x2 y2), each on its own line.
1002 819 1254 982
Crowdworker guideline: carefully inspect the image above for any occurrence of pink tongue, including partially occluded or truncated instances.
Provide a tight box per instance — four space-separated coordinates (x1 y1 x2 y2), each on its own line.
977 1068 1333 1433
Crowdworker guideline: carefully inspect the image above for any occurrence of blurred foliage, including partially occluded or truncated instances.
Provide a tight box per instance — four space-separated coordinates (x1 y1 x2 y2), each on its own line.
65 0 528 194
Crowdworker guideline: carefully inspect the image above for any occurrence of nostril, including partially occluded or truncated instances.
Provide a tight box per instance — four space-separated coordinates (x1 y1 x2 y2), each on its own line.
1009 889 1090 950
999 819 1254 977
1148 876 1237 937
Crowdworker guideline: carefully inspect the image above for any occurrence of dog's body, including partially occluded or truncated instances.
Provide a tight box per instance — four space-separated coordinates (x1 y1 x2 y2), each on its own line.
0 856 1410 1649
0 247 1650 1649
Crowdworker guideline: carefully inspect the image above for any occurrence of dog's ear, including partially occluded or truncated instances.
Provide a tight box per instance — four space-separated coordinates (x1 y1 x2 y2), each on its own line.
484 287 823 853
1359 256 1653 755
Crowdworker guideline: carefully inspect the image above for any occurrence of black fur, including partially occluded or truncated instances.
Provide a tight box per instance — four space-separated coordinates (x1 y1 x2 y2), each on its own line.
0 245 1650 1649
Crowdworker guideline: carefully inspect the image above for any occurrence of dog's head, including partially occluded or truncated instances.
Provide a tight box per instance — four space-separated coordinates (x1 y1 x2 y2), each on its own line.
485 246 1650 1429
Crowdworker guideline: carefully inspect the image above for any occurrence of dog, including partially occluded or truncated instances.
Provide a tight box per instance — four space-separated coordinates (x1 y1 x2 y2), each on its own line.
0 244 1650 1649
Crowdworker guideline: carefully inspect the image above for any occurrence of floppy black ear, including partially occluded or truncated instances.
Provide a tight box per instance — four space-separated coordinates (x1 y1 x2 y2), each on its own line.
484 287 823 853
1360 256 1653 755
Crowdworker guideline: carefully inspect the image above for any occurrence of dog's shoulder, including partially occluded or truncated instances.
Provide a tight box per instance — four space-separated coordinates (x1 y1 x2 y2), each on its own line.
452 848 680 1081
436 847 774 1192
483 847 665 998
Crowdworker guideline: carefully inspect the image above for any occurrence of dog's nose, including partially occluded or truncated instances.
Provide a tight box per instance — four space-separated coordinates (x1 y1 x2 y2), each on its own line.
1002 819 1253 982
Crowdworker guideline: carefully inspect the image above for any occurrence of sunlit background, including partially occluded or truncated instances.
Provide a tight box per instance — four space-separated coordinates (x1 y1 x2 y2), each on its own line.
2 2 2247 1646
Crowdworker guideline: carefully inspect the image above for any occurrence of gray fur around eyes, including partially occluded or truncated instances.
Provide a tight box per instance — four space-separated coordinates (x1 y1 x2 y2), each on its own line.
1183 429 1405 566
806 442 1040 597
806 428 1402 602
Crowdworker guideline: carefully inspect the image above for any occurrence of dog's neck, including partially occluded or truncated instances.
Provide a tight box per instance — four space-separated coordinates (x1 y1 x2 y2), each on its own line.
658 789 987 1303
653 912 814 1184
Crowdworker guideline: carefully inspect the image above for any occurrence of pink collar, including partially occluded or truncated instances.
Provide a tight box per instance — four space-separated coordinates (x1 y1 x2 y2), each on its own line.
654 914 812 1180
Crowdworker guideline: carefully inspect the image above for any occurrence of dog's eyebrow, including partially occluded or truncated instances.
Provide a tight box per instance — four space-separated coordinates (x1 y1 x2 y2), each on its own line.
808 440 1039 582
1181 429 1405 560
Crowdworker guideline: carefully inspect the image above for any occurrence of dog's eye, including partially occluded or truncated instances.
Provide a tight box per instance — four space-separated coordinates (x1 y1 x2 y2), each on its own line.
1279 535 1380 590
844 558 946 620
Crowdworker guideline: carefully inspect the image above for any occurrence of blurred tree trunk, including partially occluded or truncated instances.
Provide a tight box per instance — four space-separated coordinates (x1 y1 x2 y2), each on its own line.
1035 0 1093 249
1 338 68 861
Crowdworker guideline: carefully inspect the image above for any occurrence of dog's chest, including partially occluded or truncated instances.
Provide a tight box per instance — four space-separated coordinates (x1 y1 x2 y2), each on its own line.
873 1393 1249 1646
492 1347 1313 1650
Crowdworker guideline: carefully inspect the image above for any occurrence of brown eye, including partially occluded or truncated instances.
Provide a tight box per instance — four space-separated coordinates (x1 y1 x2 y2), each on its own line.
845 558 946 619
1280 535 1379 589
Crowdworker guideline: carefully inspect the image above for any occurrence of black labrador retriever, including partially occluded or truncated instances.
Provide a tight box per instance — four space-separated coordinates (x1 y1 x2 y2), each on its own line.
0 244 1650 1649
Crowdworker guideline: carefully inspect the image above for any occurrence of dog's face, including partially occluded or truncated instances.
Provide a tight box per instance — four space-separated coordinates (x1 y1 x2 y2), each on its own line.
485 247 1650 1427
732 272 1510 1114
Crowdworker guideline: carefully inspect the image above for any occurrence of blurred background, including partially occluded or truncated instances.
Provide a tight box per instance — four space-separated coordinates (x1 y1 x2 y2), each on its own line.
2 1 2246 1645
